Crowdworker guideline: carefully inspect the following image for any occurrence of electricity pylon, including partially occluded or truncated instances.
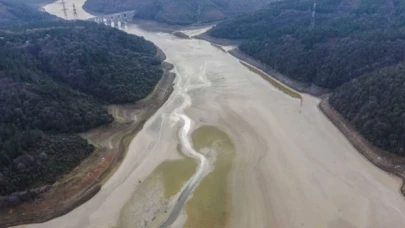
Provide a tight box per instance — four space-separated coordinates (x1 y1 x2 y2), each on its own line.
310 0 316 29
72 4 78 19
61 0 68 19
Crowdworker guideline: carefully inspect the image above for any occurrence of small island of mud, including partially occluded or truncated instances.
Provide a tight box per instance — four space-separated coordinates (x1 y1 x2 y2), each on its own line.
172 31 191 39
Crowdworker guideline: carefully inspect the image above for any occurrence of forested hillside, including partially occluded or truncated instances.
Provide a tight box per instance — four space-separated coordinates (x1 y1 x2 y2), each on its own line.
209 0 405 156
83 0 274 25
210 0 405 88
0 0 56 27
14 0 54 5
0 19 163 196
330 64 405 155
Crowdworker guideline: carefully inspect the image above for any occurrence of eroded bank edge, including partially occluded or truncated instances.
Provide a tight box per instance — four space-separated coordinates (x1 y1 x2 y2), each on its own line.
319 97 405 197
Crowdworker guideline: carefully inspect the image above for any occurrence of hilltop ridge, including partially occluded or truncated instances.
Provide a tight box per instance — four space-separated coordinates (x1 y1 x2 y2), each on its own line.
83 0 274 25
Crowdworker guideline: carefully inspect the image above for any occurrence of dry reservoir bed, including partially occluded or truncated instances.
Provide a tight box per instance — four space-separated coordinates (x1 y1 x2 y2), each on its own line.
22 2 405 228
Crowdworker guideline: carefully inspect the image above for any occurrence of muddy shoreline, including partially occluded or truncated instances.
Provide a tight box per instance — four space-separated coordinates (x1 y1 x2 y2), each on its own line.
193 31 242 46
0 49 175 228
229 49 330 97
319 97 405 196
194 32 330 97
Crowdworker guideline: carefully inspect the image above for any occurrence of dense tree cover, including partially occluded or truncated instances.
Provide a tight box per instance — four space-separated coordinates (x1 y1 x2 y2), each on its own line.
83 0 274 25
330 64 405 155
210 0 405 156
210 0 405 88
13 0 54 5
0 0 57 28
0 19 163 195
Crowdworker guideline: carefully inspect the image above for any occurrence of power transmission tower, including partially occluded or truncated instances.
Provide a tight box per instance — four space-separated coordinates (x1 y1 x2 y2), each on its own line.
61 0 68 19
72 4 78 19
310 0 316 29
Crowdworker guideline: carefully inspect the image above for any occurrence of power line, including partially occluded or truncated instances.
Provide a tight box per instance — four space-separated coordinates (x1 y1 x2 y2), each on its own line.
60 0 68 19
72 3 78 18
310 0 316 29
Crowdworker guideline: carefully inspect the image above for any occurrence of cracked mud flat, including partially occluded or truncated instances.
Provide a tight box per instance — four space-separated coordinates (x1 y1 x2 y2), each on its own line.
20 1 405 227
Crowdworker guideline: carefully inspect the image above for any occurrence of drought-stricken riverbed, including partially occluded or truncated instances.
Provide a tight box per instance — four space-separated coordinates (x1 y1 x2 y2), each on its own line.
19 1 405 227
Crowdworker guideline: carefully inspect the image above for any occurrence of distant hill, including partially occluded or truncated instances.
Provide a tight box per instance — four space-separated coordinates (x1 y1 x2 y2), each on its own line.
13 0 55 6
0 3 164 198
209 0 405 156
210 0 405 88
0 0 56 28
83 0 274 25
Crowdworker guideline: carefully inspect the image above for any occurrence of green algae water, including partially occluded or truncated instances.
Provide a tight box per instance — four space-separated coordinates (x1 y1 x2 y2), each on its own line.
147 144 197 199
240 61 302 99
153 150 197 199
184 125 235 228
